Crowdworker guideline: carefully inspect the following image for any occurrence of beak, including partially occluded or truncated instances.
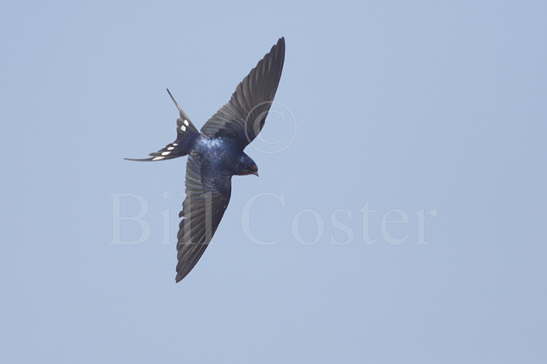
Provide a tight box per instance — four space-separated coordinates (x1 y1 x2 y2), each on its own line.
253 171 259 177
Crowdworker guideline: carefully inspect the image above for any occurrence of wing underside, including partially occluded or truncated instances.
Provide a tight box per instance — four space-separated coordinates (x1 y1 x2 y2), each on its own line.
175 153 232 282
201 37 285 148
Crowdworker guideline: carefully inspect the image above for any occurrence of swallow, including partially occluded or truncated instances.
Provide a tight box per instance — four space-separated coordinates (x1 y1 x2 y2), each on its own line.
126 37 285 282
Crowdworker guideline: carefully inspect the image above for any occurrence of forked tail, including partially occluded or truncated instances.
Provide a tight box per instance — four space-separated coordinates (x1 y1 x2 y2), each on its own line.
125 89 200 162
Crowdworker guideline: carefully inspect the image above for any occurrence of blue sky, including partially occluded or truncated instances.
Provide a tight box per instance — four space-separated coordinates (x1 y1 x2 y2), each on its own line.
3 1 547 363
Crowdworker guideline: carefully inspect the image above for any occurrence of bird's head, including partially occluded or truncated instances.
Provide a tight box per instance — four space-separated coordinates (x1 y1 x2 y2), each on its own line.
235 153 259 177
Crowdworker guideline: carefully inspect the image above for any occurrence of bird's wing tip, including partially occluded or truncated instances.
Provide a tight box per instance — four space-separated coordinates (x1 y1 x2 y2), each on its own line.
124 157 154 162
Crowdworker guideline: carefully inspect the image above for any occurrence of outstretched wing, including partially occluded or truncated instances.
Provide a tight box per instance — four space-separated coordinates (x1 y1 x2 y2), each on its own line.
125 89 199 162
201 37 285 149
175 153 232 282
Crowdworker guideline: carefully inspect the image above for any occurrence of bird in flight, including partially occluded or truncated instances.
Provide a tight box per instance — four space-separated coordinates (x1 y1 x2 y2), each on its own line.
126 38 285 282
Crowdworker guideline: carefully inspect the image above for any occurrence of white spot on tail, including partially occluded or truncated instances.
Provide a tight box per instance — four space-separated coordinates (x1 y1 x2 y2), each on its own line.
161 151 170 156
167 146 175 151
183 119 189 126
152 156 164 161
181 125 186 132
